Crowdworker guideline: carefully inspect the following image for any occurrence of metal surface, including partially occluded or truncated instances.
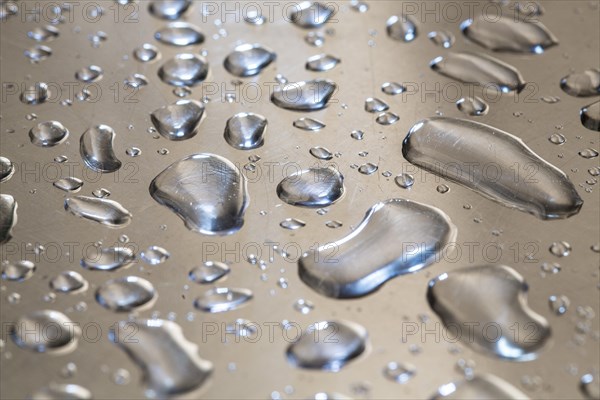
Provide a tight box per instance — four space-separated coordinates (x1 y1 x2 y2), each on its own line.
1 0 599 399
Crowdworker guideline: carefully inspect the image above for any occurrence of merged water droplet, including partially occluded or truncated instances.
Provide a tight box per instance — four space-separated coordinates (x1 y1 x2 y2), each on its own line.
365 97 389 113
133 43 161 62
560 68 600 97
223 43 276 77
403 117 583 219
0 194 18 244
148 0 191 19
150 154 249 235
299 198 456 298
580 101 600 131
29 383 92 400
11 310 80 353
75 65 103 82
306 54 340 72
271 79 337 111
0 157 14 182
290 2 335 28
309 146 333 160
432 374 529 399
25 44 52 62
189 261 230 284
53 177 83 192
456 96 489 116
293 298 315 314
155 22 204 46
224 112 267 150
194 287 253 312
386 14 417 42
28 25 59 41
96 276 156 311
431 52 525 93
277 166 344 207
50 271 88 294
375 111 399 125
20 82 49 105
65 196 132 227
81 246 136 271
158 53 209 86
428 30 455 48
109 319 213 395
80 124 122 172
428 265 551 361
140 246 170 265
29 121 69 147
294 117 325 131
151 99 206 141
2 260 35 281
286 320 367 371
383 362 416 384
280 218 306 230
549 241 571 257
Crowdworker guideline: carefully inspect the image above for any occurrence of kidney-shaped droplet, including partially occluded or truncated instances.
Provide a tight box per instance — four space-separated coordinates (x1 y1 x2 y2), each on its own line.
80 124 122 173
151 99 205 141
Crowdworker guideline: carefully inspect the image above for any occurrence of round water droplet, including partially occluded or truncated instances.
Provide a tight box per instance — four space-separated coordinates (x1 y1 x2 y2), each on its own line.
75 65 103 82
141 246 170 265
134 43 160 62
365 97 389 113
2 260 35 281
29 121 69 147
325 220 342 229
560 68 600 97
386 14 417 42
358 163 378 175
148 0 192 19
223 112 267 150
96 276 156 311
189 261 230 284
277 167 344 207
395 173 414 189
0 156 14 182
50 271 88 293
224 43 276 77
383 362 416 384
158 53 209 87
305 31 325 47
549 241 571 257
549 133 566 145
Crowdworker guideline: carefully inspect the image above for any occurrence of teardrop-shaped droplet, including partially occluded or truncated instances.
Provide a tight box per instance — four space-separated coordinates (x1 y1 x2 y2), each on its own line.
290 2 335 28
81 246 136 271
293 117 325 131
376 111 399 125
11 310 80 353
50 271 88 293
277 166 344 207
150 154 249 235
306 54 340 72
189 261 230 284
133 43 161 62
581 101 600 131
299 198 456 298
386 14 417 42
428 265 551 360
75 65 103 82
224 112 267 150
30 383 92 400
431 52 526 93
2 260 35 281
280 218 306 230
395 173 414 189
0 157 14 182
65 196 132 227
25 44 52 62
358 163 378 175
28 25 59 41
124 73 149 88
53 177 83 192
148 0 191 19
286 320 367 371
155 22 204 46
140 246 170 265
461 15 557 54
432 374 530 399
272 79 337 111
151 99 206 141
80 124 122 172
158 53 209 87
428 30 455 48
194 287 253 312
560 68 600 97
96 276 156 311
365 97 389 113
109 319 213 395
0 194 18 244
20 82 49 105
309 146 333 160
381 82 406 95
223 43 276 77
456 96 489 116
403 117 583 219
29 121 69 147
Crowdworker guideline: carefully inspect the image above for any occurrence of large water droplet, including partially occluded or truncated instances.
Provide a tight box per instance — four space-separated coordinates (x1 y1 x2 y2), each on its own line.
560 68 600 97
134 43 160 62
0 157 14 182
224 112 267 150
306 54 340 72
386 14 417 42
11 310 80 353
155 22 204 46
286 320 367 371
403 117 583 219
75 65 103 82
50 271 88 293
150 154 249 235
80 246 136 271
290 2 335 28
151 99 206 141
432 374 530 399
431 52 525 93
223 43 276 77
30 383 91 400
277 166 344 207
194 287 253 312
189 261 230 284
96 276 156 311
148 0 191 19
65 196 132 227
428 265 551 360
29 121 69 147
2 260 35 281
456 96 489 116
299 198 456 298
158 53 209 87
20 82 49 105
0 194 18 244
80 124 122 172
109 319 213 395
271 79 337 111
53 177 83 192
581 101 600 131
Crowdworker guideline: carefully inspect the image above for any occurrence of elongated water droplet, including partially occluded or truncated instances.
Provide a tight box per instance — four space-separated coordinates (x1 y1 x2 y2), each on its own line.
376 111 399 125
0 157 14 182
581 101 600 131
20 82 49 105
50 271 88 293
461 16 557 54
11 310 80 353
381 82 406 95
403 117 583 219
432 374 530 399
224 112 267 150
54 177 83 192
155 22 204 46
30 383 91 400
158 53 209 87
194 287 253 312
294 117 325 131
110 319 213 395
29 121 69 147
277 166 344 207
80 124 122 172
431 52 525 93
25 44 52 62
223 43 276 77
141 246 170 265
271 79 336 111
309 146 333 160
0 194 18 244
287 320 367 371
428 265 551 360
428 30 455 48
280 218 306 230
189 261 230 284
134 43 160 62
300 199 456 298
358 163 378 175
306 54 340 72
75 65 103 82
96 276 156 311
457 96 489 116
290 2 335 28
65 196 131 227
2 260 35 281
28 25 59 41
81 246 135 271
365 97 389 113
560 68 600 97
150 154 249 235
394 173 414 189
579 148 599 159
383 362 416 384
148 0 191 19
151 99 205 141
386 14 417 42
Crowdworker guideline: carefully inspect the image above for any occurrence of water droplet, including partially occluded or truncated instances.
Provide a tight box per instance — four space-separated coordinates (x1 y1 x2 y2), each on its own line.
286 320 367 371
224 43 276 77
141 246 170 265
244 9 265 25
541 95 560 104
65 196 131 227
403 117 583 219
350 129 364 140
549 133 566 145
375 111 399 125
365 97 389 113
306 54 340 72
383 362 416 384
29 121 69 147
126 147 142 157
290 2 335 28
381 82 406 95
271 79 337 111
549 241 571 257
173 86 192 97
134 43 161 62
428 30 455 48
579 148 599 159
437 184 450 194
580 101 600 131
189 261 230 284
560 68 600 97
158 53 209 87
30 383 91 400
92 188 111 198
0 194 18 244
394 173 414 189
148 0 191 19
2 260 35 281
224 112 267 150
293 118 325 131
53 177 83 192
150 154 248 235
386 14 417 42
50 271 88 293
151 99 206 141
580 373 600 400
124 73 149 88
80 124 122 172
325 220 342 229
11 310 80 353
305 31 325 46
96 276 156 311
277 166 344 207
280 218 306 230
431 53 525 93
432 374 529 399
81 246 135 271
358 163 378 175
20 82 50 105
0 157 14 182
75 65 103 82
300 199 455 298
194 287 253 313
457 96 489 116
293 298 314 314
25 44 52 62
428 265 551 360
548 295 569 315
155 22 204 46
309 146 333 160
28 25 59 41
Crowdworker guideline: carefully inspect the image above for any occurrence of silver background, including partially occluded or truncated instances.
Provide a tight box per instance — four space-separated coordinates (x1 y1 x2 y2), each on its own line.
0 0 599 399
